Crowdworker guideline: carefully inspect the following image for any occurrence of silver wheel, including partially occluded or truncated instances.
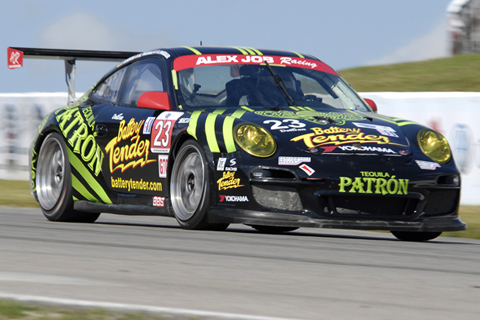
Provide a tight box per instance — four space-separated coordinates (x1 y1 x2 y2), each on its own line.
35 132 100 223
37 135 66 210
171 143 206 221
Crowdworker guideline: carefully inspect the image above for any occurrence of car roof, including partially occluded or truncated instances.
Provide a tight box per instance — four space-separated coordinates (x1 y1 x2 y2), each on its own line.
142 46 320 61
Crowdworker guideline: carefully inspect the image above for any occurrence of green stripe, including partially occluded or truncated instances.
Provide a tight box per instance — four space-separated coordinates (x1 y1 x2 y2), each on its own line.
183 46 202 55
187 111 201 139
67 148 112 204
250 48 263 55
231 108 247 119
293 51 305 58
206 114 220 153
72 174 99 202
213 108 226 115
171 70 178 90
244 47 256 55
234 47 249 55
241 106 254 112
223 117 237 153
397 121 420 127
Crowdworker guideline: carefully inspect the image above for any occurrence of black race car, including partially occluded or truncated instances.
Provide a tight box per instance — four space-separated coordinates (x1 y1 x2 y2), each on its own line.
11 46 465 241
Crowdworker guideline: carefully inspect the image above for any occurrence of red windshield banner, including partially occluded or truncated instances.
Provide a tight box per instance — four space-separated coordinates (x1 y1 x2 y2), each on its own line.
173 54 338 75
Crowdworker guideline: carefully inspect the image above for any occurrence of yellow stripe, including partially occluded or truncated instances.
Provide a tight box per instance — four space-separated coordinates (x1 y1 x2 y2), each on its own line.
241 106 254 112
187 111 201 139
183 46 202 55
293 51 305 58
206 114 220 153
171 70 178 90
223 117 237 153
72 174 99 202
67 148 111 204
231 108 247 118
213 108 226 115
244 47 256 55
250 48 263 55
234 47 249 55
397 121 420 127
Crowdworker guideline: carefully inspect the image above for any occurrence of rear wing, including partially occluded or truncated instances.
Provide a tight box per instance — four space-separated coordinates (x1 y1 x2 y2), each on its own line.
7 47 139 104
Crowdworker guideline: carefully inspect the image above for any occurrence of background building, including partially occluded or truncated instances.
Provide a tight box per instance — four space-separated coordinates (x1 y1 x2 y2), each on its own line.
448 0 480 54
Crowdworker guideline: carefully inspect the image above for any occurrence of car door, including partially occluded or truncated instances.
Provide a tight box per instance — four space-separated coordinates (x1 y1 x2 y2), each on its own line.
90 57 170 206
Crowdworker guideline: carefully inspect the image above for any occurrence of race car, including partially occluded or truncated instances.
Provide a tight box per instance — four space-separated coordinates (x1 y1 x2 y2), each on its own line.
9 46 465 241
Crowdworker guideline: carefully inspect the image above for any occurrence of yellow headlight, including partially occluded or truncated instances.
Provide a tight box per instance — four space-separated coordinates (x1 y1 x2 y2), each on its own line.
417 129 452 164
234 124 276 158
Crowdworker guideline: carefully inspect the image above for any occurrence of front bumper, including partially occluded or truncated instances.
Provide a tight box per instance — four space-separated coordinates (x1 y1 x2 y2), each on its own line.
210 170 466 232
209 207 466 232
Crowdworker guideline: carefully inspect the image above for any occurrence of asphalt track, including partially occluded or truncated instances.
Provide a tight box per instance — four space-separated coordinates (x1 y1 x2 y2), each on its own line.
1 206 479 320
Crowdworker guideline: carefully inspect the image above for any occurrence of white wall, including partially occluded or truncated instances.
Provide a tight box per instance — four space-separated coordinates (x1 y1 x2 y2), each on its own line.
362 92 480 205
2 92 479 204
0 93 71 180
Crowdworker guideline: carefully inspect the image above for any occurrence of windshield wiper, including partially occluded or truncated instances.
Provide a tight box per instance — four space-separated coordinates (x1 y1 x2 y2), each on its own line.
263 60 297 107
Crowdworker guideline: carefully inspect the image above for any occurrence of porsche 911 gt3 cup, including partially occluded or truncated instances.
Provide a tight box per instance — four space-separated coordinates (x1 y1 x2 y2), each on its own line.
9 46 466 241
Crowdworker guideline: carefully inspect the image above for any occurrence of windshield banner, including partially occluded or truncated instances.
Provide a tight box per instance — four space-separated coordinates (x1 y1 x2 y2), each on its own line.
173 54 338 75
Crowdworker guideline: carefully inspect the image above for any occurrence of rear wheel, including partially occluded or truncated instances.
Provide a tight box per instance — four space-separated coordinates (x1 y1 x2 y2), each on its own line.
36 132 100 223
170 140 228 230
391 231 442 242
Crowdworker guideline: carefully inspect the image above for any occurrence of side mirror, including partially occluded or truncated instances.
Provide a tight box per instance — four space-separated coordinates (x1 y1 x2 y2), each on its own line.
363 98 377 113
137 92 172 110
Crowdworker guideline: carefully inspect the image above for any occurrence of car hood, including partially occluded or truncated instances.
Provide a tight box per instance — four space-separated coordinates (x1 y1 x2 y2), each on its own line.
235 108 413 156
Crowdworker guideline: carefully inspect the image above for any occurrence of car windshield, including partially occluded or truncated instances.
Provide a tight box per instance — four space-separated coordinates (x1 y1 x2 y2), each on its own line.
173 55 370 112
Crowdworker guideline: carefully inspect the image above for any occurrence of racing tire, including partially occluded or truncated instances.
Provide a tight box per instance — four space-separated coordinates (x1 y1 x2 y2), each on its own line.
36 132 100 223
390 231 442 242
171 140 228 230
251 225 299 233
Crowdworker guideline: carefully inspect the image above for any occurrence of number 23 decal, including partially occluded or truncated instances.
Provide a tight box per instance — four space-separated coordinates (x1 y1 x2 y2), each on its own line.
263 119 306 130
150 112 184 153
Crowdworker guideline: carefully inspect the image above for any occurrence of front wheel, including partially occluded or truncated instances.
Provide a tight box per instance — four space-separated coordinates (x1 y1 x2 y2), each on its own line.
170 140 228 230
36 132 100 223
391 231 442 242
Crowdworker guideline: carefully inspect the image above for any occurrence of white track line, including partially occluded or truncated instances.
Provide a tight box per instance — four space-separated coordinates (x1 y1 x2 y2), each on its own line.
0 292 300 320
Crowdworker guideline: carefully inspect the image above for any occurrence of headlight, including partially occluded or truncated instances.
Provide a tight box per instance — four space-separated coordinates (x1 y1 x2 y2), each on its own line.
417 129 452 164
234 124 276 157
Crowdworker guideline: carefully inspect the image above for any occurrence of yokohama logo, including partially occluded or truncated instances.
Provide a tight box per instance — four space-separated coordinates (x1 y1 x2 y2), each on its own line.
219 195 249 202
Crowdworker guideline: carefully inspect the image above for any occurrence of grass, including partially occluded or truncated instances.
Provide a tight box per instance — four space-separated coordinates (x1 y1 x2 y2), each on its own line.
338 53 480 92
0 299 193 320
0 180 39 207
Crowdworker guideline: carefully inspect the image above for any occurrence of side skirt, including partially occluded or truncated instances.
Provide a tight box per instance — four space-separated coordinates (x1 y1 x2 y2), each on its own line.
74 200 172 216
